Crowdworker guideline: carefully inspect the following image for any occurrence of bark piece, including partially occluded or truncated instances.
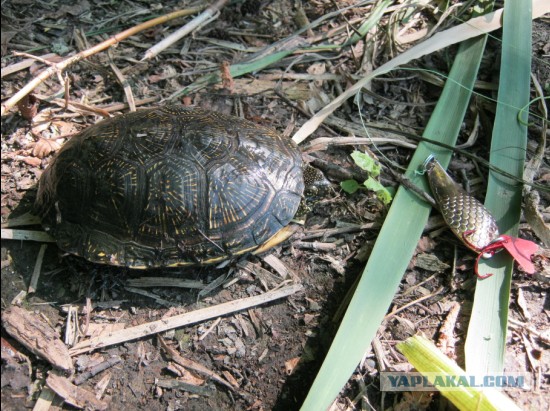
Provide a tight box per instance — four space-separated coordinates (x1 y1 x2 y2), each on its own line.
46 372 108 410
2 306 73 373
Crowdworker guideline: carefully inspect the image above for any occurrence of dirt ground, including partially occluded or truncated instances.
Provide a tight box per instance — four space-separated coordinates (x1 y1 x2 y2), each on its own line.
1 1 549 410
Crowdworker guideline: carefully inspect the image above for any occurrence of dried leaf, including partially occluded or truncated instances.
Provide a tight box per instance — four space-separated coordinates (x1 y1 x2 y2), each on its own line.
416 236 437 253
33 138 62 158
284 357 300 375
53 120 77 136
19 156 42 167
31 121 51 135
220 61 234 91
16 94 38 120
307 62 326 86
58 0 90 16
31 108 56 135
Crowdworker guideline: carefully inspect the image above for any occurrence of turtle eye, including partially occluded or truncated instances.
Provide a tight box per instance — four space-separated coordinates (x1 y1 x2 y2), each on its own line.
305 185 319 198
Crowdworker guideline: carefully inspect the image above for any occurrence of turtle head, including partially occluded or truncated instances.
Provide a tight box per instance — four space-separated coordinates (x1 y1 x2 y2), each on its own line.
303 165 331 199
294 165 331 221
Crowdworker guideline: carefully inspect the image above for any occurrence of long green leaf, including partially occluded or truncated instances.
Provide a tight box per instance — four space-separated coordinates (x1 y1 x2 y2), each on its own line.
300 21 490 411
398 336 522 411
465 0 533 374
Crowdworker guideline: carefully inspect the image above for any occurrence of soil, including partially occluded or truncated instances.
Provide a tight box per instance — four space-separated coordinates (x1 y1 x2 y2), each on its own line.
1 2 548 411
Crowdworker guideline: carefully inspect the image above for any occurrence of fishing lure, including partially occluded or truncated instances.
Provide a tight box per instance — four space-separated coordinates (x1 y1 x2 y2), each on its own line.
422 155 538 279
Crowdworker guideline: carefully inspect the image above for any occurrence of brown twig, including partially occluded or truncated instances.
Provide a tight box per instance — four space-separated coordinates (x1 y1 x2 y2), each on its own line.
159 336 237 391
384 287 445 321
301 222 379 241
107 49 136 112
12 51 58 66
1 7 203 116
74 356 122 386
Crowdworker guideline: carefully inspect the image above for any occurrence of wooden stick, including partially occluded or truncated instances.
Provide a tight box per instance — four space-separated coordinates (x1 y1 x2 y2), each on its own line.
69 283 302 355
1 229 55 242
126 277 205 289
1 212 41 228
28 244 48 294
74 356 122 386
1 7 203 116
32 386 57 411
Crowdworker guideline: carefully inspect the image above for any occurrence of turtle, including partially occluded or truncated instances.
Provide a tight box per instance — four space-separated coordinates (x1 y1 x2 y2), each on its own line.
34 105 326 269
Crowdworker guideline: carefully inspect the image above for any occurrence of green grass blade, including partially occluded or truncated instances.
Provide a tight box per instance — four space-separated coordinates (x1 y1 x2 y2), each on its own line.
344 0 393 46
300 30 490 411
465 0 533 374
169 49 297 99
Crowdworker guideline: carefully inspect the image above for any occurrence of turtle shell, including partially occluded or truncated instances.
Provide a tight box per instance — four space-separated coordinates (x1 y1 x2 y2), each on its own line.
35 106 304 268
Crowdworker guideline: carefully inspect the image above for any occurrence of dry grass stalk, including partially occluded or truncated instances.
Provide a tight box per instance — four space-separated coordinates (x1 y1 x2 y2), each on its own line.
1 53 59 78
303 136 416 153
107 49 136 112
142 0 228 60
